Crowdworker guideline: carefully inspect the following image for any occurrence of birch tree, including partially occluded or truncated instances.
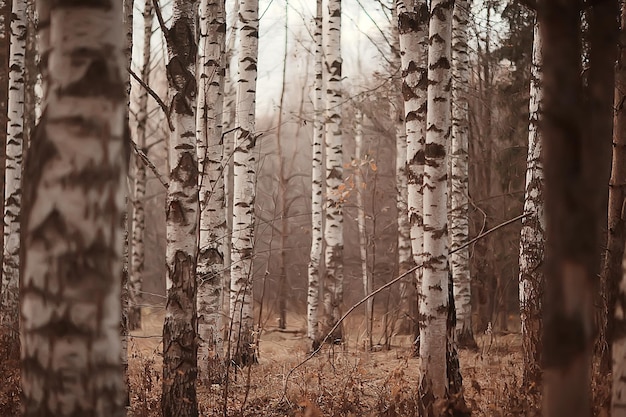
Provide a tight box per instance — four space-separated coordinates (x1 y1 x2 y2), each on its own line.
323 0 344 342
450 0 476 349
161 0 200 413
611 4 626 414
1 0 26 354
20 0 127 413
397 0 429 351
308 0 323 349
130 0 154 331
518 20 544 395
230 0 259 366
196 0 226 382
419 0 453 407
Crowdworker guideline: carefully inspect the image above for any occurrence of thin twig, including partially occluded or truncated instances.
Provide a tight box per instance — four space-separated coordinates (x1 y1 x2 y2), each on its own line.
151 0 168 38
280 211 531 401
130 140 169 188
128 67 174 131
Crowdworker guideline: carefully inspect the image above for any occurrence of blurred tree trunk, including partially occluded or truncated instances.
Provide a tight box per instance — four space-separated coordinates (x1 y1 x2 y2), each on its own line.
518 20 545 401
1 0 26 358
20 0 127 413
161 0 200 413
396 0 429 353
540 1 611 416
130 0 154 332
419 0 454 410
196 0 226 383
611 5 626 415
322 0 344 342
392 3 416 338
230 0 259 366
307 0 323 349
450 0 476 350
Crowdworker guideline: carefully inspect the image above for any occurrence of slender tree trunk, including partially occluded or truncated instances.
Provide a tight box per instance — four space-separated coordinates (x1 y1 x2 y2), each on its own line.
308 0 323 349
518 20 545 399
1 0 26 357
161 0 200 414
130 0 154 332
20 0 127 413
419 0 453 410
540 2 605 416
230 0 259 366
397 0 429 352
611 5 626 414
354 109 373 348
322 0 344 342
392 3 416 337
450 0 476 350
0 0 8 222
196 0 226 384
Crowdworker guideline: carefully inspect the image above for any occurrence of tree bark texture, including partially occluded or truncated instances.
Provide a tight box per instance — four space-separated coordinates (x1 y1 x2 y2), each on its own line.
322 0 344 342
129 0 154 332
196 0 226 383
1 0 26 355
0 0 9 225
610 3 626 415
450 0 475 350
230 0 259 366
397 0 428 350
20 0 127 413
419 0 453 409
539 1 608 416
518 20 545 396
161 0 200 414
307 0 323 349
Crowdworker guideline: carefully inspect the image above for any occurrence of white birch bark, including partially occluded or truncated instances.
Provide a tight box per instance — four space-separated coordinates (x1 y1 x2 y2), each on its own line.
323 0 344 341
20 0 127 413
450 0 475 347
129 0 154 332
161 0 199 413
397 0 428 347
230 0 258 366
354 109 373 347
196 0 225 382
307 0 323 348
519 21 545 390
420 0 453 404
1 0 26 345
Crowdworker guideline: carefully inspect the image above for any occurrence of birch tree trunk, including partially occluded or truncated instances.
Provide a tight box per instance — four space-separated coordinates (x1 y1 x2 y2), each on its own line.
419 0 453 408
308 0 323 349
20 0 127 413
196 0 226 383
1 0 26 355
161 0 200 414
130 0 154 332
611 4 626 415
323 0 344 342
397 0 429 352
392 4 415 337
230 0 258 366
354 109 373 348
518 21 544 396
450 0 476 350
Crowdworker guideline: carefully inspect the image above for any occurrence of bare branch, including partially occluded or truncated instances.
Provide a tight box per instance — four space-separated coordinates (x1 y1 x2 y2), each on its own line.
151 0 168 38
130 140 169 188
128 67 174 131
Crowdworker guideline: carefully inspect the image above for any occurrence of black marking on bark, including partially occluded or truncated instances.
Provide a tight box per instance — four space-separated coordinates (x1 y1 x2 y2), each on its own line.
61 50 125 99
171 151 197 187
425 142 446 159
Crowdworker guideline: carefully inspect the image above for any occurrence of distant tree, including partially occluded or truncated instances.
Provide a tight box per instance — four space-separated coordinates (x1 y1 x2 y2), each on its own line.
419 0 454 410
196 0 226 382
160 0 200 412
611 4 626 415
1 0 26 356
20 0 127 413
307 0 323 349
518 19 544 400
322 0 345 342
230 0 259 366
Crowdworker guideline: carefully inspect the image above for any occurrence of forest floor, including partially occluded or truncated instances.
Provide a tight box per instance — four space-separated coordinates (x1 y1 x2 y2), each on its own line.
126 307 535 417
